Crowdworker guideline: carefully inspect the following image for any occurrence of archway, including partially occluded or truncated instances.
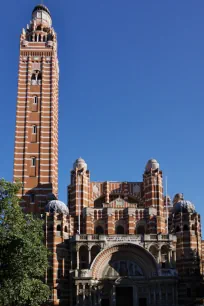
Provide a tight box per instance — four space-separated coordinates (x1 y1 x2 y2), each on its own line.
116 225 125 234
91 245 100 263
91 243 158 306
149 244 159 263
91 243 158 279
79 245 88 269
95 225 104 234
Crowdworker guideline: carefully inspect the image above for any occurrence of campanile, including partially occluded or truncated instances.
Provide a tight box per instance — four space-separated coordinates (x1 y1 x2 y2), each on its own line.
13 5 59 213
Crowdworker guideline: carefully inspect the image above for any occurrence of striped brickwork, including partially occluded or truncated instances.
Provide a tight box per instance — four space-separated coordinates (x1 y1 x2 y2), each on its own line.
13 11 59 213
68 163 165 236
174 211 203 305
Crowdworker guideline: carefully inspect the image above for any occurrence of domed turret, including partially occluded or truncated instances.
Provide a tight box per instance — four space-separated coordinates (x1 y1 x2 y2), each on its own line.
45 200 69 215
32 4 52 27
173 193 196 214
145 158 159 172
173 200 195 214
73 157 87 171
32 4 51 16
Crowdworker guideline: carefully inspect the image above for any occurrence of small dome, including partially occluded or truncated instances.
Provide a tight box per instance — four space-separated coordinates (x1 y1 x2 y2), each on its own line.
73 157 87 171
173 193 184 204
45 200 69 215
173 200 195 214
32 4 51 17
145 159 159 172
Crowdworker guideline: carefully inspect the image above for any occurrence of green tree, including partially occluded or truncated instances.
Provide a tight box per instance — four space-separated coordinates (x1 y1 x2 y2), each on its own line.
0 179 50 306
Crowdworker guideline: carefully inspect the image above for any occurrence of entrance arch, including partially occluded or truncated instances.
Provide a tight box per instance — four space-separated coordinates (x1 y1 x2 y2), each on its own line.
91 243 158 280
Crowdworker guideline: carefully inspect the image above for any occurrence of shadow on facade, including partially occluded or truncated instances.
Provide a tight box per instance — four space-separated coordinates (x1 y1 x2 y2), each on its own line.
177 246 204 306
22 183 54 214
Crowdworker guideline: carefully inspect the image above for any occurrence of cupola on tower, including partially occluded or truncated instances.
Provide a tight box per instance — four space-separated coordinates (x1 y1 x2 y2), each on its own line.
13 4 59 213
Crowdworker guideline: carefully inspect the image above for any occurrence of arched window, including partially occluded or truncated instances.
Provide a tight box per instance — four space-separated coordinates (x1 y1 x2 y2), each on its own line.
161 245 168 268
91 245 100 263
33 96 38 104
79 246 88 269
64 226 68 233
183 224 189 231
149 245 159 262
116 225 125 234
57 224 61 231
192 224 195 231
32 125 37 134
95 226 104 235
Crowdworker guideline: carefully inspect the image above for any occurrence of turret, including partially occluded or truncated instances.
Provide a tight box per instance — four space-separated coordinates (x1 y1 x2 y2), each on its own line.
172 193 202 304
143 159 166 233
68 158 90 233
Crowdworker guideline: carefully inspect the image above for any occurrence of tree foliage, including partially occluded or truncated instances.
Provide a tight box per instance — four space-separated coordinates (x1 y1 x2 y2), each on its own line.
0 179 50 306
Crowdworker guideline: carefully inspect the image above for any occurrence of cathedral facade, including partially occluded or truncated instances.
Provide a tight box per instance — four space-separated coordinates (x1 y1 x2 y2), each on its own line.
13 5 204 306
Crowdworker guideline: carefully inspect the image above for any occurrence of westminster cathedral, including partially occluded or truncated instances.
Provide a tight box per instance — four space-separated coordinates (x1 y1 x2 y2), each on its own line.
13 4 204 306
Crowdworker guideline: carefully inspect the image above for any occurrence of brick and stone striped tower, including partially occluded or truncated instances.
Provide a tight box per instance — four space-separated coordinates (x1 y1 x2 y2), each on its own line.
13 4 59 213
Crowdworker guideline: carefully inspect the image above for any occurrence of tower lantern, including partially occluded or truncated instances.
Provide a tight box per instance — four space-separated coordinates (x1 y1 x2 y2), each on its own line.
32 5 52 27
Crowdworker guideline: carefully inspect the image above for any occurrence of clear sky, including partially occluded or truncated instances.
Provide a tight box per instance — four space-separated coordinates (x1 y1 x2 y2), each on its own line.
1 1 204 219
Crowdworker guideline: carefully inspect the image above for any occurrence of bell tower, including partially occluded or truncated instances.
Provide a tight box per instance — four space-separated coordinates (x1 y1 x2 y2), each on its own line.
13 5 59 213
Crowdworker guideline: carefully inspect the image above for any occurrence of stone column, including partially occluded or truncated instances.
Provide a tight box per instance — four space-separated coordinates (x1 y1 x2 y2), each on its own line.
97 289 101 306
158 249 161 264
173 251 176 262
168 250 171 263
93 290 97 306
76 284 80 306
77 246 79 270
83 285 85 304
112 285 116 306
88 247 91 267
89 286 92 306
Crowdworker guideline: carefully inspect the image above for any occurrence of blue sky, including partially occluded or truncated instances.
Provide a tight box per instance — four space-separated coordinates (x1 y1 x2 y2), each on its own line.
1 1 204 219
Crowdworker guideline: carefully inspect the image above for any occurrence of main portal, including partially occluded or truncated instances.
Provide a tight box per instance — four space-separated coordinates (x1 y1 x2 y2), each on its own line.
116 287 133 306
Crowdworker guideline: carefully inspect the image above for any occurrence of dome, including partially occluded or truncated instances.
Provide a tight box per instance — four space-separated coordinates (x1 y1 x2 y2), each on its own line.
32 4 52 27
73 157 87 171
145 159 159 172
32 4 51 17
173 200 195 214
173 193 184 204
45 200 69 215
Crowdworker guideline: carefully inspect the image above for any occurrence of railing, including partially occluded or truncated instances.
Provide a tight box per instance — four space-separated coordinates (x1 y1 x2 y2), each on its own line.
72 234 176 242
